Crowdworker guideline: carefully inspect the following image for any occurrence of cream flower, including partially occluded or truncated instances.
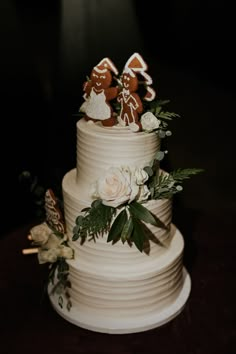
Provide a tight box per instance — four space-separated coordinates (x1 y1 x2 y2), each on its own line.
38 248 59 264
37 233 73 264
134 168 149 185
44 233 63 249
58 245 74 259
93 167 139 208
30 222 52 245
137 185 151 202
140 112 161 132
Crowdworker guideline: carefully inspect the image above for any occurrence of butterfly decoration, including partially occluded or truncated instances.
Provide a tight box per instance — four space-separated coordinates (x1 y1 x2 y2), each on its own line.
44 189 66 234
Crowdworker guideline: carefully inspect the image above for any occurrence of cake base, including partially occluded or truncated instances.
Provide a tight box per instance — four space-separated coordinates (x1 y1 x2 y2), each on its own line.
49 268 190 334
48 225 191 334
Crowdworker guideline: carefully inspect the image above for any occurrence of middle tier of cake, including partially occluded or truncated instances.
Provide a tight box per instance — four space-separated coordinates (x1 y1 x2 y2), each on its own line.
63 168 172 251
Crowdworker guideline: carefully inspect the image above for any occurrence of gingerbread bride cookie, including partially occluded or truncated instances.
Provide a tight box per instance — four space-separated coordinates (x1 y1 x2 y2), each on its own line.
80 57 119 127
117 53 156 132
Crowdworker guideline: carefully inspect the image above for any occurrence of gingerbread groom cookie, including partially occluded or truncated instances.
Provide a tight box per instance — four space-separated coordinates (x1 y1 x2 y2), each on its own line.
117 53 156 132
80 58 119 127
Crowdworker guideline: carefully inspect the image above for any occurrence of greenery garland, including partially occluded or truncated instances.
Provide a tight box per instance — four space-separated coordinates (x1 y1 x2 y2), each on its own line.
72 168 203 252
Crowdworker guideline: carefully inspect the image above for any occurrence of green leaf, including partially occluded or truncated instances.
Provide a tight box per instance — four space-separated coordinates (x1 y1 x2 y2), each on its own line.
151 213 168 229
152 168 204 199
155 151 165 161
91 199 102 208
143 165 153 177
58 295 63 309
81 207 90 213
75 215 84 225
155 106 162 115
157 99 170 106
131 218 146 252
158 130 166 138
157 111 180 121
48 262 57 285
67 300 72 311
58 259 69 272
129 201 159 226
73 200 116 242
72 233 79 241
107 209 127 243
170 168 204 182
73 225 80 234
150 187 155 198
120 216 133 243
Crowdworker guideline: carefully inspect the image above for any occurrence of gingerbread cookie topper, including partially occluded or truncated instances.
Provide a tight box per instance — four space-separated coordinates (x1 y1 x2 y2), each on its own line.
45 189 66 234
80 57 119 127
117 53 156 132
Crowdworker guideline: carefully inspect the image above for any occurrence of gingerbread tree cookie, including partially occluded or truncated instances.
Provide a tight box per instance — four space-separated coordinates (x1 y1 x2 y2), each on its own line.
80 58 119 127
117 53 156 132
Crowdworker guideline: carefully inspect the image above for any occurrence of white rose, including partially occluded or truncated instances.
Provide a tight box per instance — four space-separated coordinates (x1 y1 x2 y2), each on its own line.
137 185 151 202
134 168 149 185
140 112 161 132
30 222 52 245
38 248 60 264
93 167 139 208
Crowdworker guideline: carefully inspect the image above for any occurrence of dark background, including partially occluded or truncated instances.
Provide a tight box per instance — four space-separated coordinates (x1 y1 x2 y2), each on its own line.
1 1 236 353
1 0 235 233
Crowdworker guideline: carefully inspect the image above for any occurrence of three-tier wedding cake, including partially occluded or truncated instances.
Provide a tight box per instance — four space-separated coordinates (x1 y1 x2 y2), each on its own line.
27 53 202 334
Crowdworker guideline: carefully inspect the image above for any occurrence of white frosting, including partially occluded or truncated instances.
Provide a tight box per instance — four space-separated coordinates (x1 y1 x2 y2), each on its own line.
48 227 190 333
75 119 160 201
48 118 191 333
67 224 184 316
63 168 172 248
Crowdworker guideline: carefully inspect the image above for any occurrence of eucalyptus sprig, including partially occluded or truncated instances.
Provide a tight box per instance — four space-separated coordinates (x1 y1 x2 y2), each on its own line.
48 257 72 311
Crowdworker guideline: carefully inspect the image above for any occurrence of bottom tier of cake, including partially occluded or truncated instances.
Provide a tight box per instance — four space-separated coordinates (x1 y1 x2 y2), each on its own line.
48 226 191 334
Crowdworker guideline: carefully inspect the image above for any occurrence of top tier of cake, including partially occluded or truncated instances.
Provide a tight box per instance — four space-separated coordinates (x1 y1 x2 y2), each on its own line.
75 119 160 201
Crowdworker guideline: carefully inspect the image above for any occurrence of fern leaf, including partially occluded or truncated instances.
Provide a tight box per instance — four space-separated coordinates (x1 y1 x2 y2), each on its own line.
73 200 116 242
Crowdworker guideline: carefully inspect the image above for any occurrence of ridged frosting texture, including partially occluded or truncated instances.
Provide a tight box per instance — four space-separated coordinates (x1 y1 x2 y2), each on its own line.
63 168 172 249
49 225 185 331
75 119 160 201
67 224 184 318
55 119 188 332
